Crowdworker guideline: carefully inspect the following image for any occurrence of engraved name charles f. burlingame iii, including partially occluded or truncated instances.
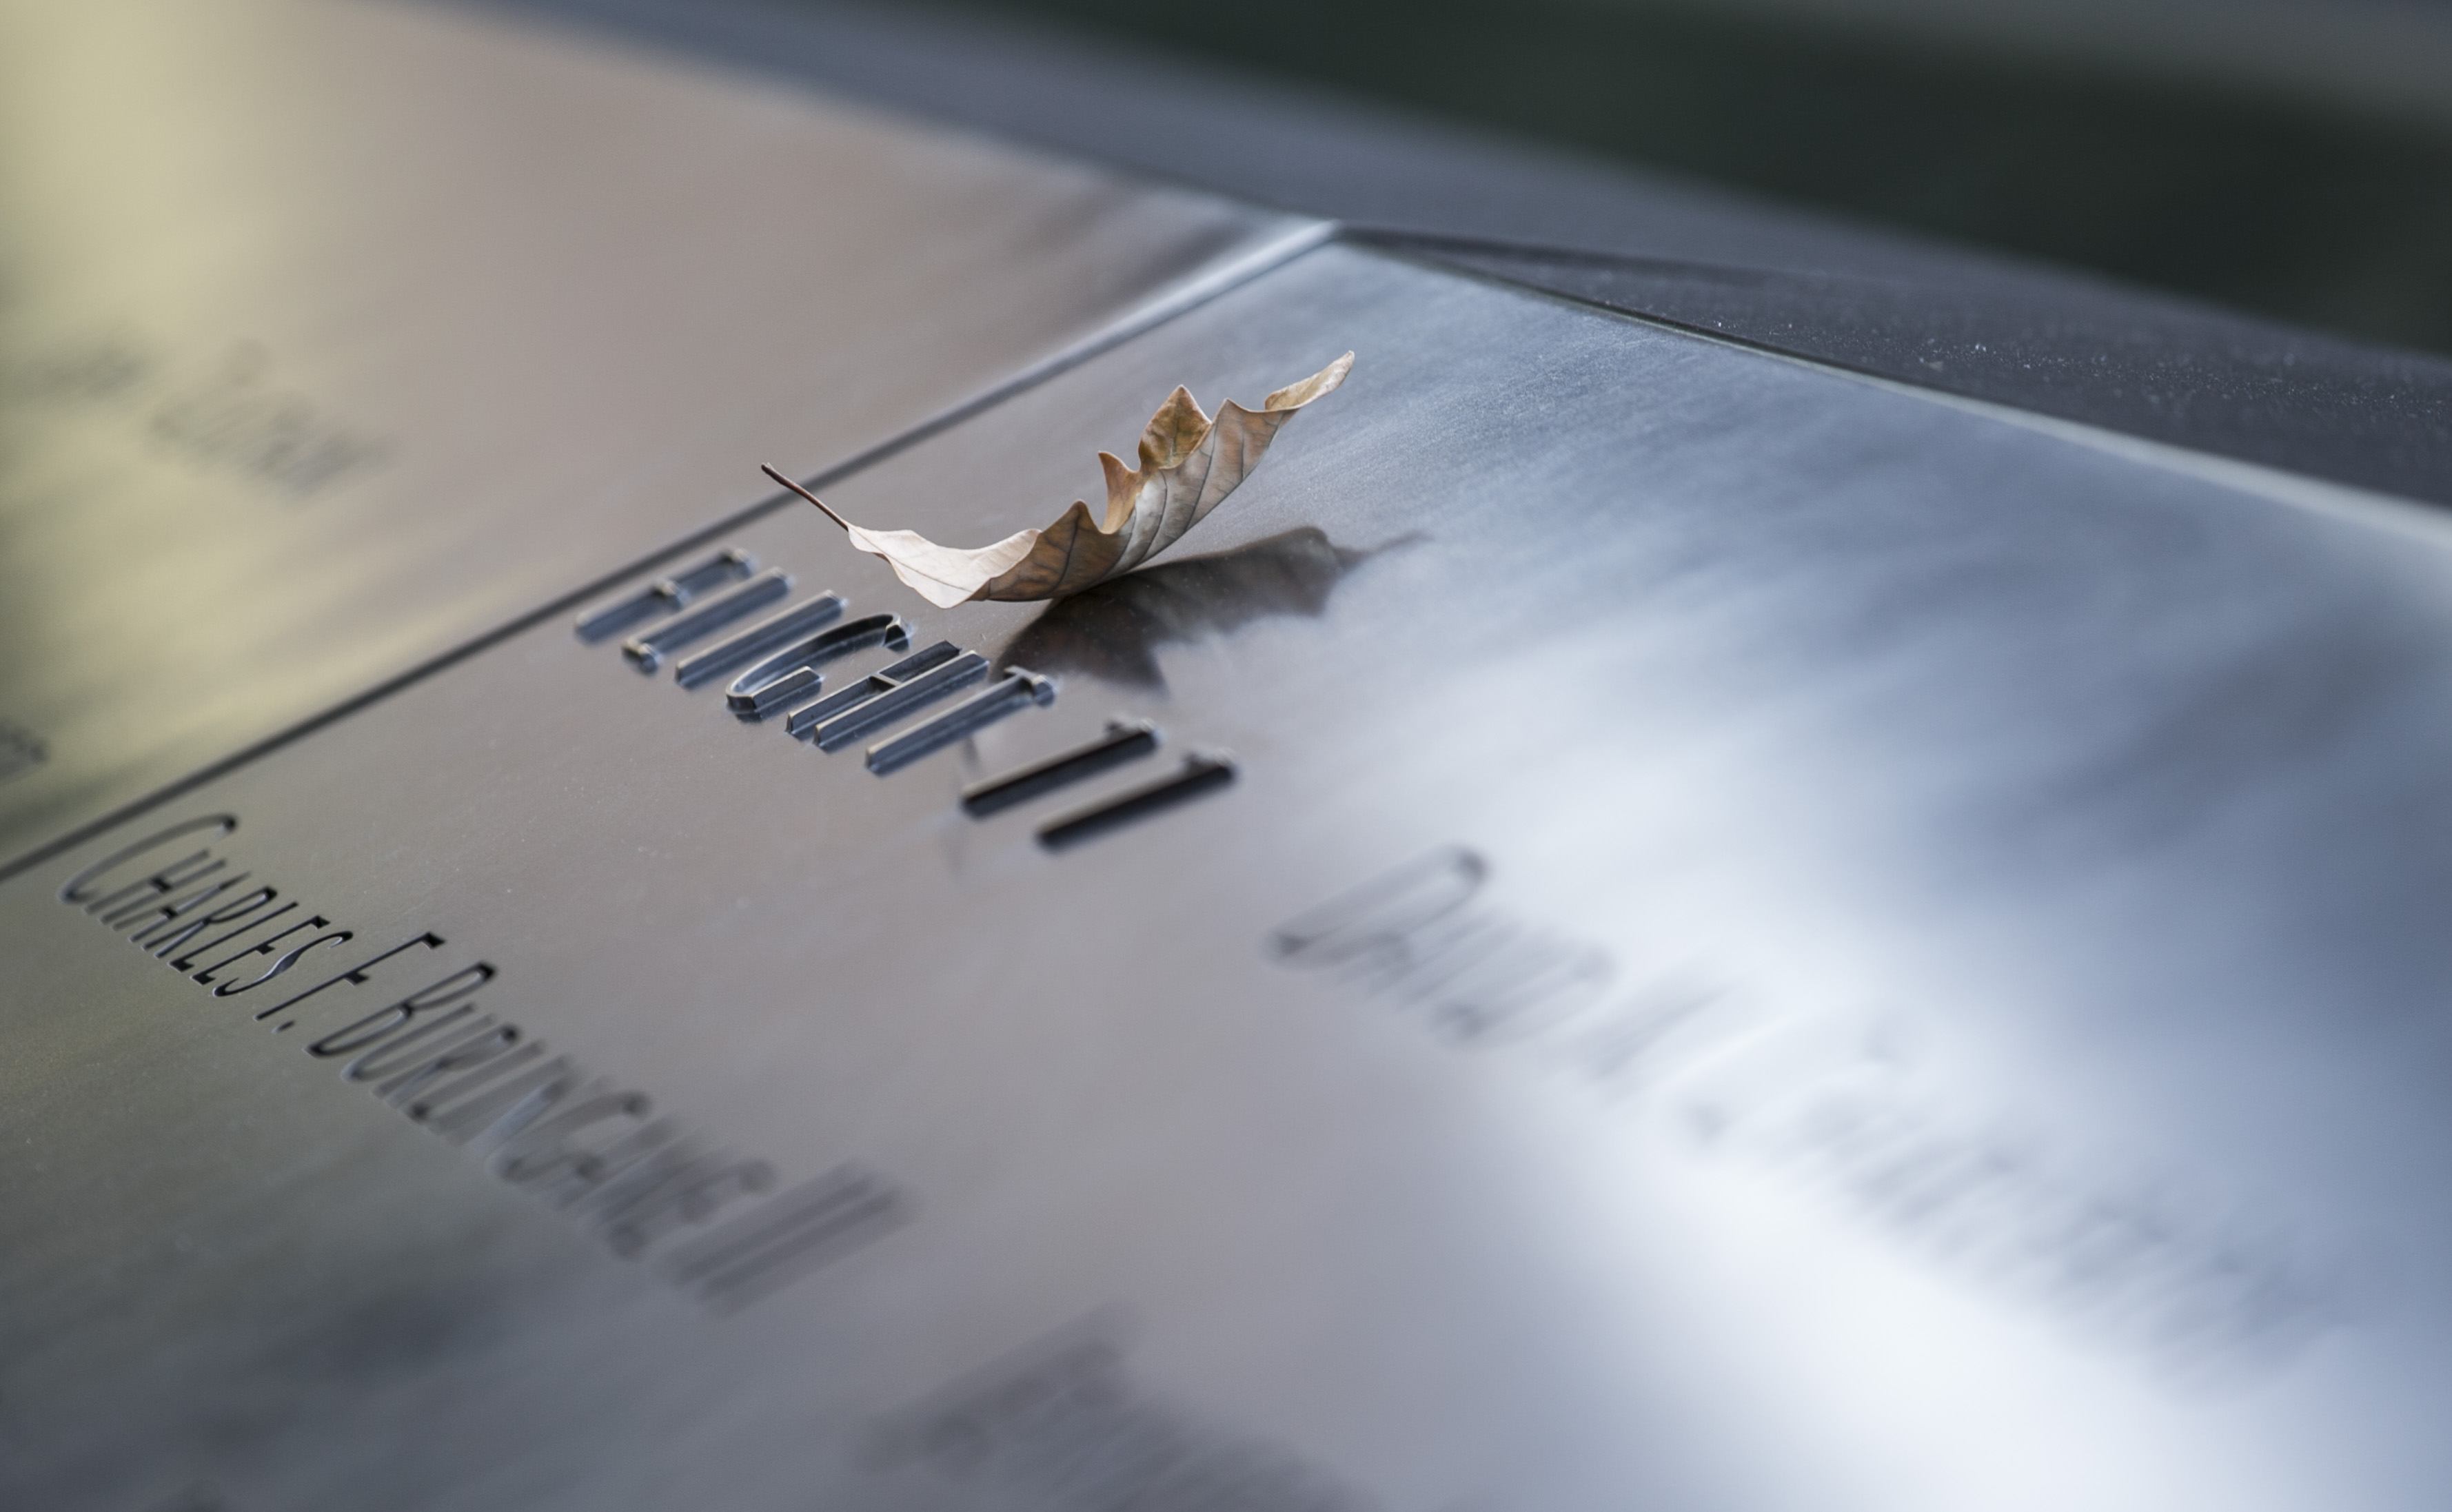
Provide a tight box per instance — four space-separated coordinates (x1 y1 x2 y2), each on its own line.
57 815 906 1312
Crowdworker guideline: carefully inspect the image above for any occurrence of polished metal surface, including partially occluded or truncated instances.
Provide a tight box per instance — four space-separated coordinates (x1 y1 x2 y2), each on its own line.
0 0 1321 870
8 243 2452 1509
485 0 2452 509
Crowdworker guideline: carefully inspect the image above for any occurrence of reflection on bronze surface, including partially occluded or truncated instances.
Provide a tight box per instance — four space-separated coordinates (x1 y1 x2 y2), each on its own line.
995 526 1396 689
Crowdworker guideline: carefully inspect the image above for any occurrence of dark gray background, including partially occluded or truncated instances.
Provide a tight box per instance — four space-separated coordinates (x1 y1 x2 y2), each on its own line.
477 0 2452 511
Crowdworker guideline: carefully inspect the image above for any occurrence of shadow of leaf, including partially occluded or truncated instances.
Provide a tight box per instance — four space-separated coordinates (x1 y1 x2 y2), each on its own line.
995 526 1407 690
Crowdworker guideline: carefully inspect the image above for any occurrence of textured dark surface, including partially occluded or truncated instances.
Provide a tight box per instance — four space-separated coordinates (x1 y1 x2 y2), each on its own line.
942 0 2452 360
478 0 2452 507
1384 234 2452 507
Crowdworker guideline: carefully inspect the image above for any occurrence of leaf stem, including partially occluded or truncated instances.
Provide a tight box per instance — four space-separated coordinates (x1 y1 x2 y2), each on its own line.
761 463 851 531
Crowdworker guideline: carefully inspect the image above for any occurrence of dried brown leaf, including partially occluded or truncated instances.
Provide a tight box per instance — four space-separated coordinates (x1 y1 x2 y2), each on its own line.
764 353 1353 609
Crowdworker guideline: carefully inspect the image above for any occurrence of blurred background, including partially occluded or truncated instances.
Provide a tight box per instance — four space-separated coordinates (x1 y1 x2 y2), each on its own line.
891 0 2452 358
